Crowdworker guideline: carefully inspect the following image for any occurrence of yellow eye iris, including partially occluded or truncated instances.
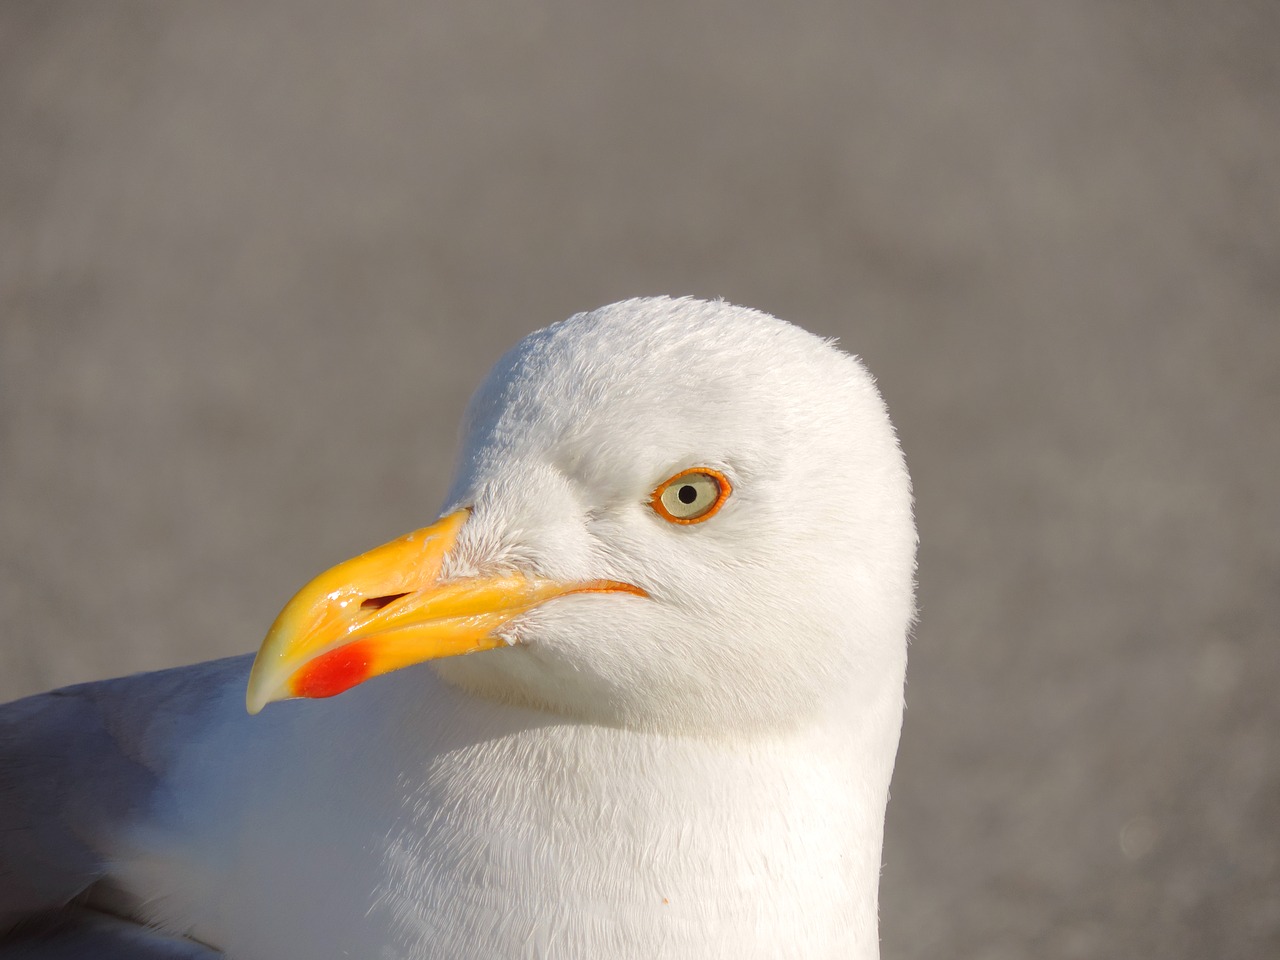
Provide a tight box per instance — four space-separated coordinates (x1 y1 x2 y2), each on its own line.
650 468 732 524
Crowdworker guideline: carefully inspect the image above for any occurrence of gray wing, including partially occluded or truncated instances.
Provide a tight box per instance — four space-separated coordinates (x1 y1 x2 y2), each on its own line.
0 655 251 956
0 908 220 959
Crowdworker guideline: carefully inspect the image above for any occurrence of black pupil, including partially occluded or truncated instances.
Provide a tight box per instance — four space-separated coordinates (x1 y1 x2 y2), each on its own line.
678 484 699 504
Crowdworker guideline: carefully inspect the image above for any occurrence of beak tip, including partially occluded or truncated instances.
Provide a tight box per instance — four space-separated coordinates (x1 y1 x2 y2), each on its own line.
245 661 283 715
245 685 268 715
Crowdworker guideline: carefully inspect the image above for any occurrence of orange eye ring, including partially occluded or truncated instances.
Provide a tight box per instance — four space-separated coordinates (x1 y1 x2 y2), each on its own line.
649 468 733 525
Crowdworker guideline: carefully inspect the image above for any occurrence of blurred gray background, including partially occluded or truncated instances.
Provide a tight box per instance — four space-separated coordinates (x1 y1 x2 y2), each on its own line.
2 2 1277 957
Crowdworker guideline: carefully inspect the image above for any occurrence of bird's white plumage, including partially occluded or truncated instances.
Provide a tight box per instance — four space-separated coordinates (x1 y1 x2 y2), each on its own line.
1 297 915 959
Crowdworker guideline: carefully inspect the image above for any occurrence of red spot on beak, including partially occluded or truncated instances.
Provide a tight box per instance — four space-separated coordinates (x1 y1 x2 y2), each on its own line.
290 639 377 699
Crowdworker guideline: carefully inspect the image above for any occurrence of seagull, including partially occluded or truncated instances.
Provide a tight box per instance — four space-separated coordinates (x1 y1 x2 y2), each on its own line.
0 297 916 959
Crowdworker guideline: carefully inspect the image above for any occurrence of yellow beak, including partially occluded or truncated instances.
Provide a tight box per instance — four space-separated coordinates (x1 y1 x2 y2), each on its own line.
246 509 644 714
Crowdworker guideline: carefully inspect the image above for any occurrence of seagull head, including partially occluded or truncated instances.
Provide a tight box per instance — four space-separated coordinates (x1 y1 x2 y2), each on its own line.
247 297 915 732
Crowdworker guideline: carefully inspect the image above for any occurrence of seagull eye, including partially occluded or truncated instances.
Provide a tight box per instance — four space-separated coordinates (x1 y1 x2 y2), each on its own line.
650 468 731 524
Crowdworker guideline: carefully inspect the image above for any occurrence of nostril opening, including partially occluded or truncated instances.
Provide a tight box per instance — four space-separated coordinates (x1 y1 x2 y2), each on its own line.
360 592 409 612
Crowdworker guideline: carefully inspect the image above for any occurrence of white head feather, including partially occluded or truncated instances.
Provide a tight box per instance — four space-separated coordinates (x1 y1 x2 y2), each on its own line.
435 296 916 732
